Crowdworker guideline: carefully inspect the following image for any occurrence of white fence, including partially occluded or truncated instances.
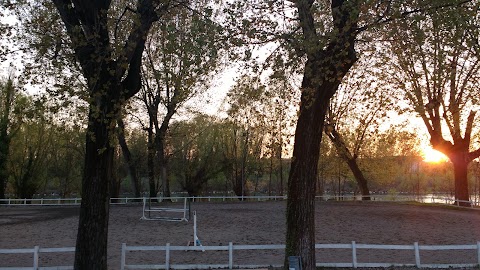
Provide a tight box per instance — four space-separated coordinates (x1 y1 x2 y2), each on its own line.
120 242 480 269
0 246 74 270
3 242 479 270
1 195 479 208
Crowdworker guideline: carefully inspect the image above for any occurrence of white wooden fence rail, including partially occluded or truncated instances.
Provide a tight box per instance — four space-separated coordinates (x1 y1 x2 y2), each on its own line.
1 242 480 270
0 195 479 207
0 246 74 270
119 242 480 270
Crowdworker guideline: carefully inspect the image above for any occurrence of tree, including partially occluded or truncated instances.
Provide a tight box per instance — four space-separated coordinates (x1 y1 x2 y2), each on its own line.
117 116 141 198
324 58 395 200
263 73 298 196
12 0 179 268
0 78 16 200
47 124 84 198
169 115 226 196
139 4 222 199
386 1 480 205
282 2 360 268
9 101 53 200
0 77 30 200
223 1 472 268
224 75 266 197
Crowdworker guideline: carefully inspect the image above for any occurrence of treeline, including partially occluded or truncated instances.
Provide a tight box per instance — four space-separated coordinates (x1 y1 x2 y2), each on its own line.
2 75 479 199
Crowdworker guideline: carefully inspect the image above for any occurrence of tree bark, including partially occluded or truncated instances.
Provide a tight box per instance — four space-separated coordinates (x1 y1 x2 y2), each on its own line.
75 105 114 270
0 79 14 201
285 1 359 269
325 125 371 200
0 133 9 201
285 70 330 269
346 158 371 200
451 154 470 206
147 127 157 199
50 1 166 268
156 133 171 200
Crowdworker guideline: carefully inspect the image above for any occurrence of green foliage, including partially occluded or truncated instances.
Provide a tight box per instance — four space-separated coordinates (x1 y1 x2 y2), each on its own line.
169 114 226 196
7 95 51 198
385 1 480 152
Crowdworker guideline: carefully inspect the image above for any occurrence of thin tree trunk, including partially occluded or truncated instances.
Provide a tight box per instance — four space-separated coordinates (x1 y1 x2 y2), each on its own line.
278 142 283 196
117 118 141 198
0 79 14 201
325 122 371 200
0 137 9 201
147 127 156 199
346 158 371 200
268 155 273 197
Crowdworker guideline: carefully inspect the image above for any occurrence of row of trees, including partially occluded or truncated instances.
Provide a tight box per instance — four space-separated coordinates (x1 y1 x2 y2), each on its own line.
2 0 480 269
3 78 478 201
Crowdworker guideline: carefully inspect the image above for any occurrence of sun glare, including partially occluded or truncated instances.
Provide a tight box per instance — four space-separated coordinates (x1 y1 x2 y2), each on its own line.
422 148 449 163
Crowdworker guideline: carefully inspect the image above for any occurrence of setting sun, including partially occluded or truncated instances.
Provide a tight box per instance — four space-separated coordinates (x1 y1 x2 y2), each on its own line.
422 148 449 163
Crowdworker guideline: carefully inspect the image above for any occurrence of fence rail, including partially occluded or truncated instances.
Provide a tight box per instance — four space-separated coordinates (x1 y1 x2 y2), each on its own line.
0 246 74 270
2 242 480 270
1 195 479 208
121 241 480 270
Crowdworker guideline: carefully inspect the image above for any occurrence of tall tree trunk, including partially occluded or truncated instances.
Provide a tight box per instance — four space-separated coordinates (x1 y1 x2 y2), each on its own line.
147 127 156 199
285 1 359 268
0 79 14 201
451 155 470 206
74 106 114 270
268 155 273 196
117 118 141 198
50 1 165 268
285 68 330 269
278 142 284 196
0 137 9 201
160 155 170 198
157 141 171 201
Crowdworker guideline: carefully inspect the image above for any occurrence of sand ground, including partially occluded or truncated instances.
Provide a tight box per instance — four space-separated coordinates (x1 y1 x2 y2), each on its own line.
1 200 480 269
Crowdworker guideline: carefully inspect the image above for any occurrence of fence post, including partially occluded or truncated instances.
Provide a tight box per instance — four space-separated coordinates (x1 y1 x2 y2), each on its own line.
229 242 233 269
477 241 480 266
165 243 170 270
121 243 126 270
351 241 357 268
33 246 39 270
414 242 421 267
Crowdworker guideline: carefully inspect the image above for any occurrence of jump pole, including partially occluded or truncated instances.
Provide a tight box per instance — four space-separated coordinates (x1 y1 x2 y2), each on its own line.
192 211 205 252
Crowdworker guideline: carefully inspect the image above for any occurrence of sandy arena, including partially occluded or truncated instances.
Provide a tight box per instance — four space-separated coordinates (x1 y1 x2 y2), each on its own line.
1 200 480 269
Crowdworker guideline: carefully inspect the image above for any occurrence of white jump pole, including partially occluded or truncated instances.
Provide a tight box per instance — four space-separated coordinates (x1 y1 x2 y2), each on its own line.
193 211 205 252
141 197 147 220
183 198 188 221
194 211 198 246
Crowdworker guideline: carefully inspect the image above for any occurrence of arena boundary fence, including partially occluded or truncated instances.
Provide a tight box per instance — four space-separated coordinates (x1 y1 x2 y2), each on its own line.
0 246 74 270
1 195 479 208
120 241 480 269
3 242 479 270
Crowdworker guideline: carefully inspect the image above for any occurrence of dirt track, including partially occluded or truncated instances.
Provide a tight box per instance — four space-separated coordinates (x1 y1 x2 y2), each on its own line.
1 201 480 269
